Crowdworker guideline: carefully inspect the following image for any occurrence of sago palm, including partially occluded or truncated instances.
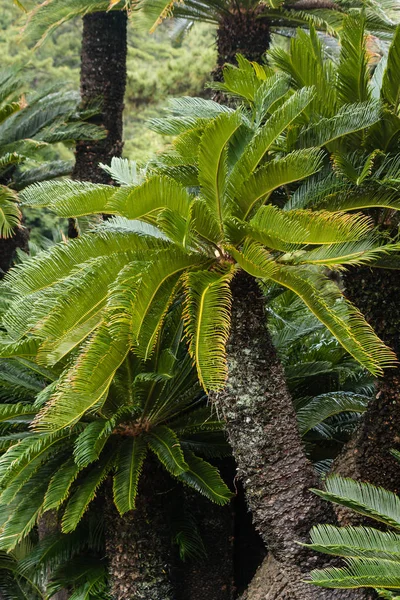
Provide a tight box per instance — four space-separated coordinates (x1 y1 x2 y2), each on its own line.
19 0 129 184
264 14 400 500
0 310 231 598
2 71 397 595
139 0 398 77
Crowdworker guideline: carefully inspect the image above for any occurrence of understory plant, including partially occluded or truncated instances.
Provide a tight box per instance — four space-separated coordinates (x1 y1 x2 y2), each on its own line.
306 461 400 595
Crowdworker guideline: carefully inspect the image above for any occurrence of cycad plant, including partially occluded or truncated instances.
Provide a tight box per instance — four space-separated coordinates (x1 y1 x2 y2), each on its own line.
19 0 130 184
0 310 231 598
262 14 400 499
267 289 374 471
0 67 103 273
139 0 398 78
2 62 398 593
306 461 400 596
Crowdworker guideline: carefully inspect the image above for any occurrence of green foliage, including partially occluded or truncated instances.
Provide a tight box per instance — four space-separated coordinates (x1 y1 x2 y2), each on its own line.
306 462 400 592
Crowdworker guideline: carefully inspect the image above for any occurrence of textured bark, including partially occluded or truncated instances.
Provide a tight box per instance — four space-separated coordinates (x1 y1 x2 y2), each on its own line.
210 271 364 599
335 267 400 496
0 225 29 277
105 461 175 600
37 511 68 600
174 489 235 600
72 11 127 184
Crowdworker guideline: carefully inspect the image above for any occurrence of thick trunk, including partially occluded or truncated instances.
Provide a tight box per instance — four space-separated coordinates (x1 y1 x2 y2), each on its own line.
210 272 364 599
0 225 29 277
335 267 400 496
105 460 175 600
72 11 127 184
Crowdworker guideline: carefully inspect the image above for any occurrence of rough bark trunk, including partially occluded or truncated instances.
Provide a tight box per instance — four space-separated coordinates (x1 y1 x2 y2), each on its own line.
105 460 175 600
72 10 127 184
210 271 364 599
335 267 400 497
0 225 29 277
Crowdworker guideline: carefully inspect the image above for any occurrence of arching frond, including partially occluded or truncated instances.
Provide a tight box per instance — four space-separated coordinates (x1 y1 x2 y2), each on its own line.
20 180 116 218
297 392 369 436
113 437 147 515
308 557 400 589
61 453 116 534
183 269 233 391
148 425 188 476
0 187 20 239
336 14 371 105
177 451 233 505
382 25 400 111
312 476 400 530
271 266 395 376
306 524 400 561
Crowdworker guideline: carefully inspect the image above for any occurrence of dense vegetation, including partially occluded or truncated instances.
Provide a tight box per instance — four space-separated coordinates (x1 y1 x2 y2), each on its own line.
1 1 400 599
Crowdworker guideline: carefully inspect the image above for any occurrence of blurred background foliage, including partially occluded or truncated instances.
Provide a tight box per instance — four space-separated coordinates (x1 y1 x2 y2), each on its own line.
0 1 217 163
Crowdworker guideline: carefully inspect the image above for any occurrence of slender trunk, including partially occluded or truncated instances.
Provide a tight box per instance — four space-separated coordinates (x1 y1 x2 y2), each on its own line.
210 272 364 599
72 10 127 184
335 267 400 497
105 460 175 600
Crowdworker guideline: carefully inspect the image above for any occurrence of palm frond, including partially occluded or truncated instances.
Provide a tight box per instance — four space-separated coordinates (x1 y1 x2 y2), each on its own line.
0 187 20 239
312 476 400 530
113 437 147 515
177 451 233 505
183 269 233 391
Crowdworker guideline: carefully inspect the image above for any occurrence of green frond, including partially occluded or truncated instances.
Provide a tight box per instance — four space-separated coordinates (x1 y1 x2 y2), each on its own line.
177 451 233 505
306 524 400 561
289 239 400 268
42 458 80 511
198 110 242 229
113 437 147 515
312 476 400 530
20 180 116 218
228 87 315 194
128 250 207 360
227 241 278 279
100 157 144 187
61 453 116 533
73 421 112 468
13 160 74 190
3 228 168 298
183 269 233 391
251 205 373 246
108 175 192 223
297 392 369 436
382 26 400 112
270 266 396 375
0 404 36 424
210 56 275 103
168 96 233 120
298 101 381 148
234 148 324 220
33 324 129 432
0 187 21 239
308 557 400 589
169 405 224 435
336 15 371 105
148 425 188 476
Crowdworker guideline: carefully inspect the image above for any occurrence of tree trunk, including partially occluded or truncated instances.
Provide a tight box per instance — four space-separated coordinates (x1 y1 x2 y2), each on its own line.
335 267 400 497
72 10 127 185
105 460 175 600
0 225 29 277
210 271 364 599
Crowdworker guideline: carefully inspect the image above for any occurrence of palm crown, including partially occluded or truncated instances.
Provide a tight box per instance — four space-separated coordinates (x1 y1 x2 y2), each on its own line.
1 58 397 429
